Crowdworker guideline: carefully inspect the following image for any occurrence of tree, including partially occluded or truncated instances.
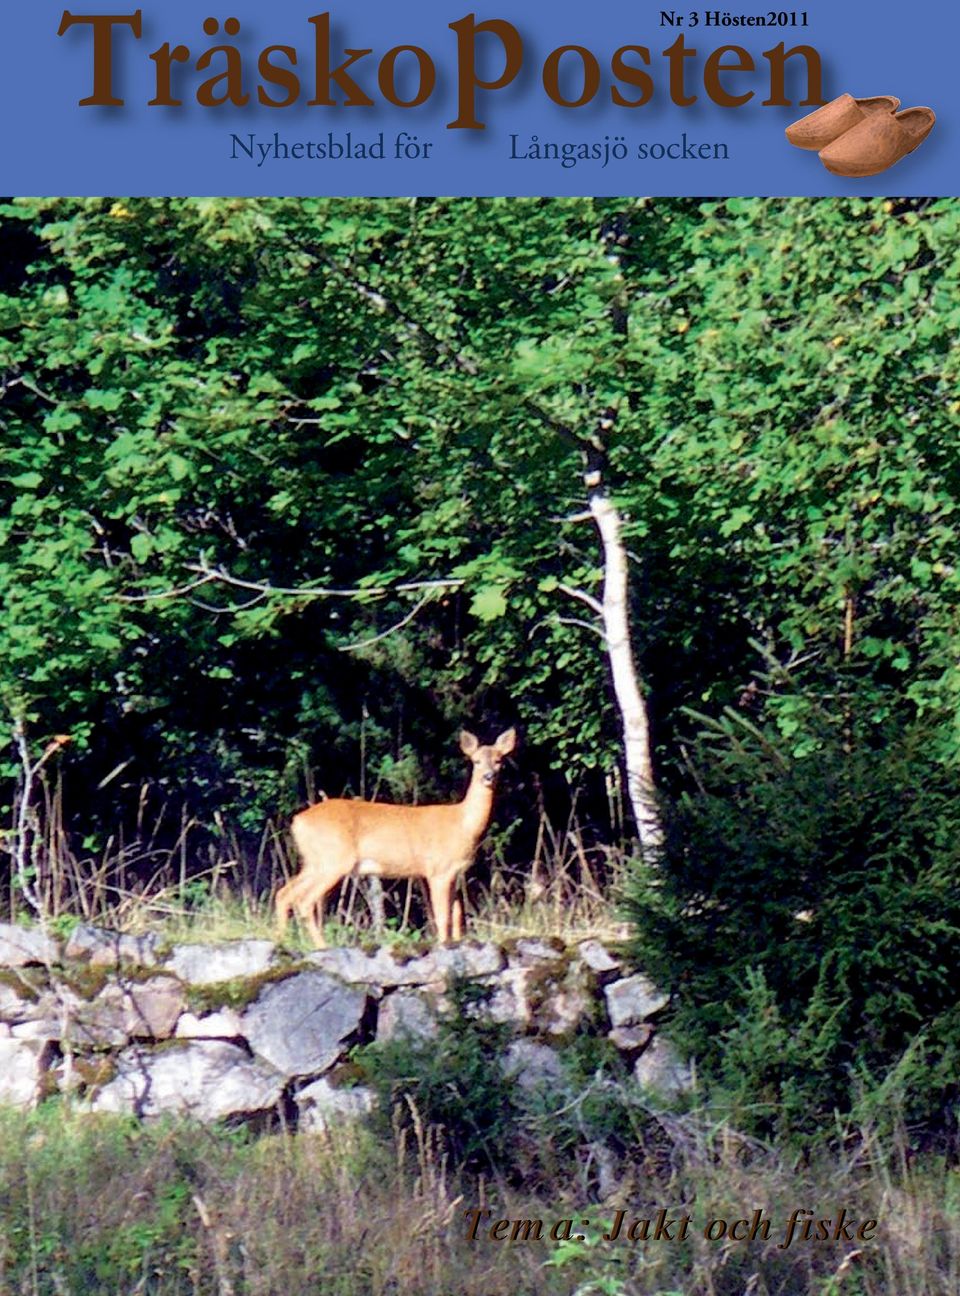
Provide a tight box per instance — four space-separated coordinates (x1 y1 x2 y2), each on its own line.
2 196 959 900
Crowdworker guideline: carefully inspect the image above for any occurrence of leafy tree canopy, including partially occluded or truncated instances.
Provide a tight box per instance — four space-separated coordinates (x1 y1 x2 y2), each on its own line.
0 196 958 845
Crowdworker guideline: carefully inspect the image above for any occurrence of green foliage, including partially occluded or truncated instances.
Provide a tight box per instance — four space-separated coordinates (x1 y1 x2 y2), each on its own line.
2 195 960 912
625 706 960 1139
359 979 518 1174
0 1105 201 1289
3 1102 957 1296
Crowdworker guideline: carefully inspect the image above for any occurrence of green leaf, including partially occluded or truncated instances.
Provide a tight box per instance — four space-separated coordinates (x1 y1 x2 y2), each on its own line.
470 586 508 622
130 533 153 562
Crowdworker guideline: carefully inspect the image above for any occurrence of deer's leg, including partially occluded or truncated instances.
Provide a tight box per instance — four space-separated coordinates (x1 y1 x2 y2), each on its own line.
451 895 464 943
276 875 310 938
291 817 357 948
298 858 357 949
366 876 386 937
427 873 456 944
289 872 330 949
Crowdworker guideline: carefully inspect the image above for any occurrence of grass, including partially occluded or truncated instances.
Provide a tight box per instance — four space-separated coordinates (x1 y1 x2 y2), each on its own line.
6 768 957 1292
127 887 630 952
6 760 629 952
6 735 640 934
9 857 629 955
0 1101 957 1296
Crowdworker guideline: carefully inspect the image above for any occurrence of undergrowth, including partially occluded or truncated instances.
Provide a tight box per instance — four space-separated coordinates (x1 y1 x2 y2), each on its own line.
0 1100 957 1296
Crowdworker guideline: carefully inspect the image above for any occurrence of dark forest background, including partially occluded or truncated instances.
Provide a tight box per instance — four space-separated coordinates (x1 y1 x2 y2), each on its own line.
2 196 960 1140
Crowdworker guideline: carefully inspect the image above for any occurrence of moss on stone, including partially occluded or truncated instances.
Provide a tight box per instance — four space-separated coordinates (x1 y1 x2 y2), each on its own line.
0 966 46 1002
183 962 310 1015
147 1037 202 1055
67 1052 119 1091
56 963 112 1001
325 1059 366 1089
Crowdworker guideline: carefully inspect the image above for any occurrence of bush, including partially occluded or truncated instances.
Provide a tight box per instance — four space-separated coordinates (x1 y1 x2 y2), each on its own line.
357 981 650 1193
358 980 521 1176
624 709 960 1142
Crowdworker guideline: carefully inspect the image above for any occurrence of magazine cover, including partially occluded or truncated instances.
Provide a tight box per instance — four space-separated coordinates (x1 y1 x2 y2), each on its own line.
1 3 957 1293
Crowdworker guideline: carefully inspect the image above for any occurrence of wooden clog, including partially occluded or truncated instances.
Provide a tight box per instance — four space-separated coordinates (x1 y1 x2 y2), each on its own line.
818 107 936 177
785 94 900 150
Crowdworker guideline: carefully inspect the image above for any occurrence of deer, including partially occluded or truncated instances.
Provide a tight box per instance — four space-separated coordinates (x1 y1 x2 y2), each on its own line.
276 727 517 948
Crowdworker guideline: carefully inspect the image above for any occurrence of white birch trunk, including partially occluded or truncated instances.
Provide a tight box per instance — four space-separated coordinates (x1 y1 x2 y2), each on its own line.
588 486 663 863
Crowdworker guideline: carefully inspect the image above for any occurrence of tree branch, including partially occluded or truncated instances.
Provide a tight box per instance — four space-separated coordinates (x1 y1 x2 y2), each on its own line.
118 574 218 603
119 557 466 607
336 593 436 653
553 615 609 643
558 582 604 618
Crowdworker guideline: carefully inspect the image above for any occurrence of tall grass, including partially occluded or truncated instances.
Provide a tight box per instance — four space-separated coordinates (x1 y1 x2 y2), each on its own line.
4 765 624 946
0 1102 956 1296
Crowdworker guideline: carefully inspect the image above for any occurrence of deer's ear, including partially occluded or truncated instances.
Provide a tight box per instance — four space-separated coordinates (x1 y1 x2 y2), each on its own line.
460 730 480 756
494 727 517 756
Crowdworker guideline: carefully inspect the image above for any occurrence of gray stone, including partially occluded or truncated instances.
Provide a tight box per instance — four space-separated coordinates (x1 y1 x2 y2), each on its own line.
0 978 43 1025
91 1041 285 1121
175 1008 245 1039
511 938 566 966
484 967 533 1028
25 990 125 1047
83 976 185 1044
11 1019 62 1040
537 984 592 1036
608 1024 654 1056
0 1037 57 1108
376 990 438 1042
36 975 187 1048
604 974 669 1028
65 925 163 968
242 971 367 1078
1 981 114 1044
431 942 505 979
0 923 59 968
306 946 416 987
167 940 277 985
295 1076 376 1132
502 1040 565 1093
575 939 622 976
633 1036 694 1097
306 940 505 986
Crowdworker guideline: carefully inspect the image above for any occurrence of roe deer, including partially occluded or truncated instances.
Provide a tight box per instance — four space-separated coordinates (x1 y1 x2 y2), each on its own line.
277 728 517 948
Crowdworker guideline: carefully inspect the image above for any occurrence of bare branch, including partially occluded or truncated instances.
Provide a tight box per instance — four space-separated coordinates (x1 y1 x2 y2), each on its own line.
336 593 435 653
118 574 218 603
558 582 604 618
553 615 609 643
117 557 466 609
550 510 594 524
187 592 268 615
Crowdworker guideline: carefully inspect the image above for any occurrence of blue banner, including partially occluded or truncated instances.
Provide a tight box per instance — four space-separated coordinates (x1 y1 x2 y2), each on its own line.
2 2 953 194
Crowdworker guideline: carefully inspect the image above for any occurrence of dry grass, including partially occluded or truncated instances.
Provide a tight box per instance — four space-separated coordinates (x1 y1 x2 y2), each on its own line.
5 765 628 948
0 1102 957 1296
7 767 958 1293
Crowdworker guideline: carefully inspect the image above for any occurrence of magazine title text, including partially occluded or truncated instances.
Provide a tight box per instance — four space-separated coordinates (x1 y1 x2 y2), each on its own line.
57 10 825 128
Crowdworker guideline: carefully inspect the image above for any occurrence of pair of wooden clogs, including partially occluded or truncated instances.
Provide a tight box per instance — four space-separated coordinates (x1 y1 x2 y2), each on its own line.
786 95 935 177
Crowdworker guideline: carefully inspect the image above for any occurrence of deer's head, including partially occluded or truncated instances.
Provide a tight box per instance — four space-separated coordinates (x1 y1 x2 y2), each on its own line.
460 728 517 786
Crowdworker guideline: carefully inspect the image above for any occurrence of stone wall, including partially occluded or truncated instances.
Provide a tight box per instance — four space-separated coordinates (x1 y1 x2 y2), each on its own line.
0 923 689 1128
